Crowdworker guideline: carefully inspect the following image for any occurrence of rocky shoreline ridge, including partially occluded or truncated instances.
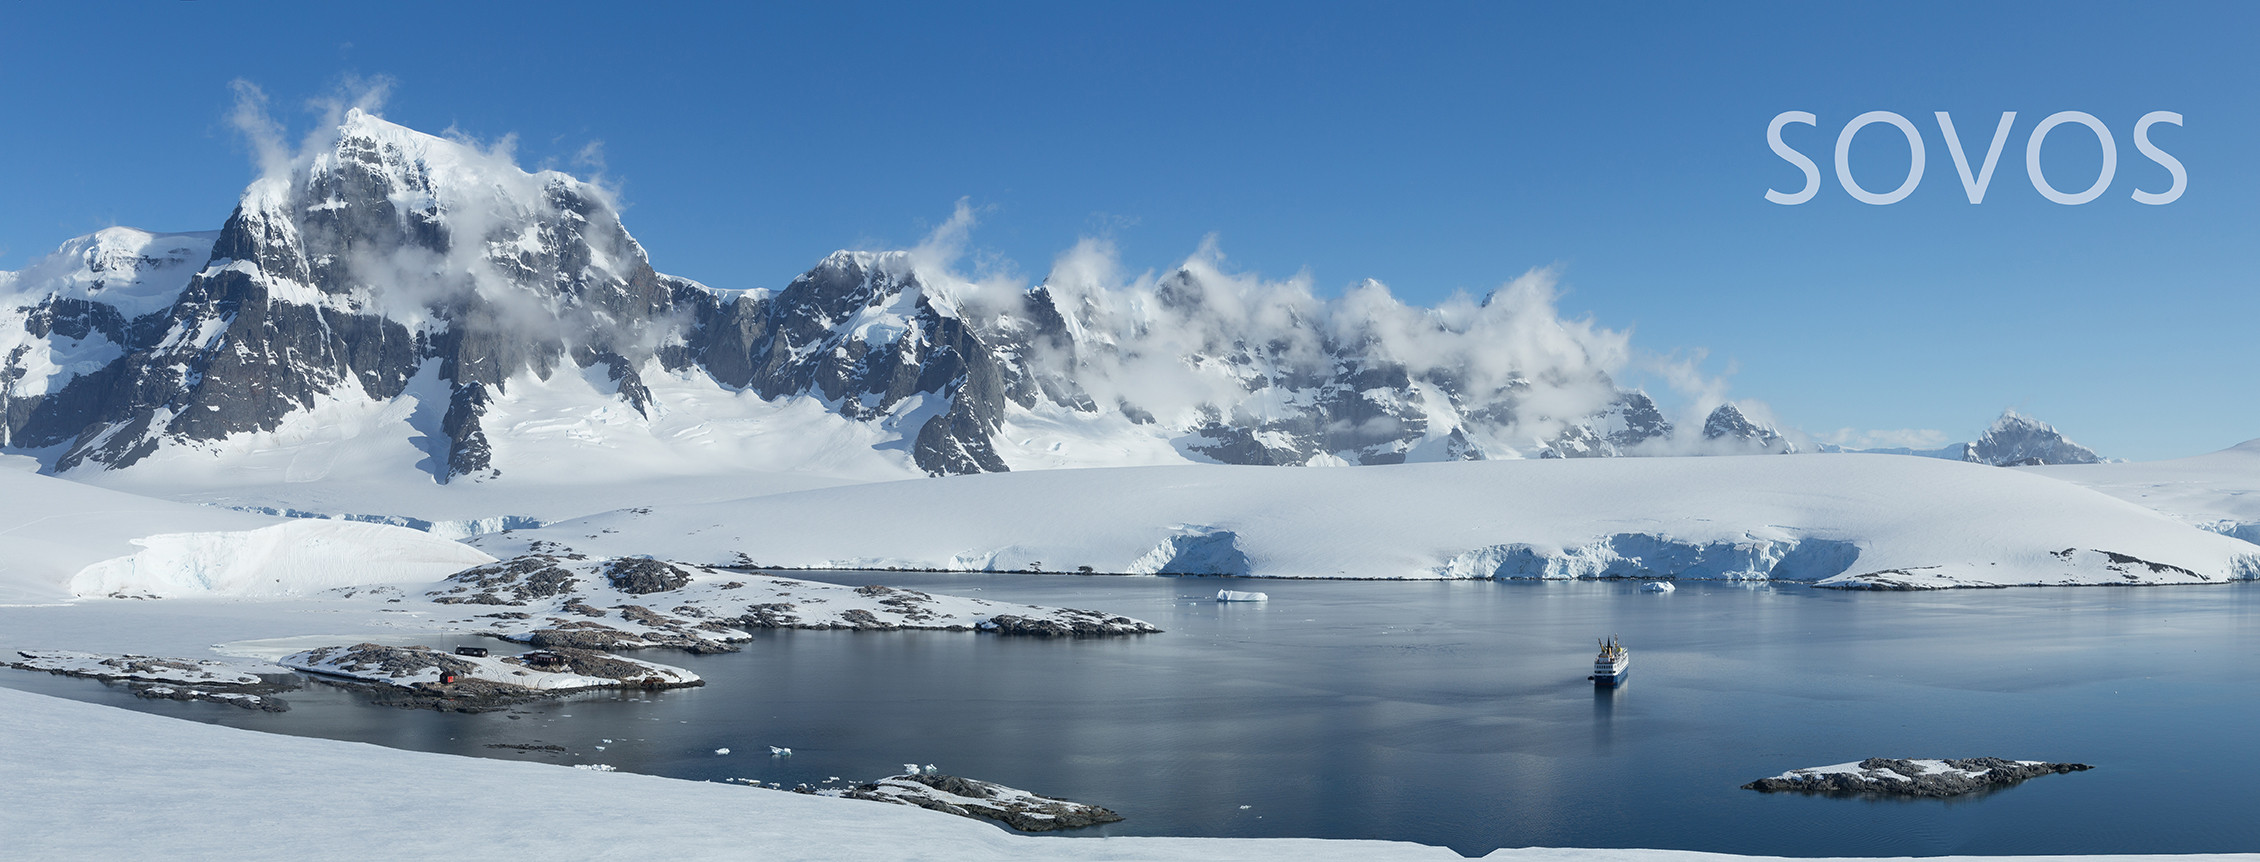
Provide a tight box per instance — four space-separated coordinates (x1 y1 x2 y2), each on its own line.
758 771 1122 832
6 650 296 711
425 551 1160 652
280 643 701 713
1742 757 2093 797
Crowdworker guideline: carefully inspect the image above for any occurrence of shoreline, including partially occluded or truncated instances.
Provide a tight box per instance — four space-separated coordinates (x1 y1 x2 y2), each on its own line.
4 685 2248 862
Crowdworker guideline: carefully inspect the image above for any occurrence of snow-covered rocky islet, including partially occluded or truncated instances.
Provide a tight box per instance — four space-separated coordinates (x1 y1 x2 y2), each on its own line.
5 649 299 711
279 642 702 712
814 771 1125 832
1742 757 2094 797
425 550 1162 652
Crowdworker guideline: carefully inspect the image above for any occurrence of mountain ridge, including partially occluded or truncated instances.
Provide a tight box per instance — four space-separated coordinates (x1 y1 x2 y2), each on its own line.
0 110 1804 485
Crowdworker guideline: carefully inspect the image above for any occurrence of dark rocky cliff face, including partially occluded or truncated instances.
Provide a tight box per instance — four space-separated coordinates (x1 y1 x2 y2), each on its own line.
8 112 716 478
0 111 1681 479
1701 403 1795 454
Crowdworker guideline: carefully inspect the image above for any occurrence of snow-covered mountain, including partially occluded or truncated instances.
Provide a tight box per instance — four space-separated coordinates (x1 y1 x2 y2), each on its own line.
1839 410 2102 466
1960 409 2102 466
0 110 1783 492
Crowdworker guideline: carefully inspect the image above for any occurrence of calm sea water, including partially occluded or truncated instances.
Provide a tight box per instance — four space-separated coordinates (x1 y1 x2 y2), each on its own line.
10 575 2260 857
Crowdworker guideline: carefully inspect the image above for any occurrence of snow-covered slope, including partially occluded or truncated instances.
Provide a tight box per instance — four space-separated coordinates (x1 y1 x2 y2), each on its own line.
2025 437 2260 544
67 519 494 599
0 457 492 602
469 455 2259 589
0 459 277 602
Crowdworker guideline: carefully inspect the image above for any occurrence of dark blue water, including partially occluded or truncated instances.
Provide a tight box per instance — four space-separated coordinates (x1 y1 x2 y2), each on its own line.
10 576 2260 857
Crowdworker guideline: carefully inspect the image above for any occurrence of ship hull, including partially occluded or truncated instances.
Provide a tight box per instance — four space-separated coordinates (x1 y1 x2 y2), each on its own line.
1590 659 1630 687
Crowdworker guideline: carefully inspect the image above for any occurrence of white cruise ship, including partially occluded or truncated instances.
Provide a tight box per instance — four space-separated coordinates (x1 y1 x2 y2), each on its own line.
1589 636 1629 686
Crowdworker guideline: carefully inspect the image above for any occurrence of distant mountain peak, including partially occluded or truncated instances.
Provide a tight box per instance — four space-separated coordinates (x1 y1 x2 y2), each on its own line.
1701 403 1795 454
1965 409 2100 466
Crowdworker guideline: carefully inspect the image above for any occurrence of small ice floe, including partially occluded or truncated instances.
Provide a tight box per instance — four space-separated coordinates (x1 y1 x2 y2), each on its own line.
1641 582 1675 593
770 746 793 756
573 763 618 772
904 762 920 774
715 748 731 755
1216 590 1268 602
923 764 938 774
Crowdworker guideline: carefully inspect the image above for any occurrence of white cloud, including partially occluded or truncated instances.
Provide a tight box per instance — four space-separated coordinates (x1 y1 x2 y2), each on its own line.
1819 427 1951 451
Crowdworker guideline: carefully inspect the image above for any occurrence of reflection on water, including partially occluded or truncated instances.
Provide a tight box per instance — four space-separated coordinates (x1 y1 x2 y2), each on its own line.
8 576 2260 857
1591 684 1619 755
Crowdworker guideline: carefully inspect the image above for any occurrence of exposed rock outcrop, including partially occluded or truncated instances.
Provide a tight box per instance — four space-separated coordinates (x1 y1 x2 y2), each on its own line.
1743 757 2092 796
831 773 1124 832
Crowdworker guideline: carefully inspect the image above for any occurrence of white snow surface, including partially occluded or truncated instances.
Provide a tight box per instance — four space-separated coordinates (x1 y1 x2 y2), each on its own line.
0 457 488 603
67 519 496 599
470 455 2260 588
2027 438 2260 544
0 226 218 318
0 464 281 602
69 359 888 530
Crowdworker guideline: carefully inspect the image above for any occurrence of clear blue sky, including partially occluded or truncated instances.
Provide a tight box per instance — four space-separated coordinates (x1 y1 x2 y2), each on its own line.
1 2 2252 459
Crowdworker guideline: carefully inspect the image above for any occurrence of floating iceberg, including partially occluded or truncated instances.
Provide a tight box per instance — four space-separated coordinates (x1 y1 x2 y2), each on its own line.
1641 582 1675 593
1216 590 1269 602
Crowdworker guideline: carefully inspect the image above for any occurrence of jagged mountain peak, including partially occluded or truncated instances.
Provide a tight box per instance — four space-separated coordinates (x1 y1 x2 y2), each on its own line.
1967 409 2100 466
1701 403 1795 454
3 110 1802 486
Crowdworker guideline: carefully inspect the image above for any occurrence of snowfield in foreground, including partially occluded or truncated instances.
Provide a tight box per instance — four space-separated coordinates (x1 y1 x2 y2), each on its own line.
2 687 2243 862
473 454 2260 589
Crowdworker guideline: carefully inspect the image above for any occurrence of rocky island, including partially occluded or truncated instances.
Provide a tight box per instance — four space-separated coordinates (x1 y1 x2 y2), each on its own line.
6 650 297 711
1743 757 2093 797
799 771 1124 832
280 643 701 712
425 552 1161 653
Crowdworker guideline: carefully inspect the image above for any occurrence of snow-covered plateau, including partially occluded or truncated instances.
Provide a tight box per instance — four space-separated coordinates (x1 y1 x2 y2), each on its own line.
467 453 2260 589
2028 438 2260 547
